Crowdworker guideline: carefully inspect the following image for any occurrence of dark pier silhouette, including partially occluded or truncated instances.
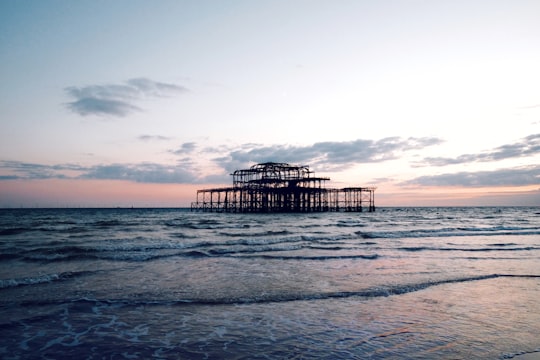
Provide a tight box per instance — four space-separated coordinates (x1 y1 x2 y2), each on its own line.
191 162 375 213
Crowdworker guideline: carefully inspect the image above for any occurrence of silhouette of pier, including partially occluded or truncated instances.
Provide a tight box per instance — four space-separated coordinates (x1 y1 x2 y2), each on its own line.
191 162 375 213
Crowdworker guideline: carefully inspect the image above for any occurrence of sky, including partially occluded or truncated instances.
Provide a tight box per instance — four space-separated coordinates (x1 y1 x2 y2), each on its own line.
1 0 539 207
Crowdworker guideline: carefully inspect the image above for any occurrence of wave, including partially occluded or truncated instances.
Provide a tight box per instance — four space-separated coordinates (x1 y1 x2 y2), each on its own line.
0 270 95 289
218 230 292 237
7 228 537 262
14 274 540 307
357 225 540 239
164 218 237 230
170 232 197 239
244 254 380 261
398 246 540 252
92 219 124 228
10 239 380 262
0 225 100 236
487 242 518 247
0 227 30 236
336 220 367 228
0 251 22 261
1 217 148 237
502 349 540 359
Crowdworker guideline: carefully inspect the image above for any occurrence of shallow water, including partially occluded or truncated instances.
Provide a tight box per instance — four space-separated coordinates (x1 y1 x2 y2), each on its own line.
0 207 539 359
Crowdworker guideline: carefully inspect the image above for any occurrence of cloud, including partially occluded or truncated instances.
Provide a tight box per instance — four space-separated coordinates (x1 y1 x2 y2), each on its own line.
171 142 198 155
0 160 85 179
402 165 540 187
213 137 443 172
81 163 196 183
64 78 188 117
0 175 20 180
138 135 172 141
0 160 198 184
126 78 185 97
66 97 142 117
419 134 540 167
1 136 440 184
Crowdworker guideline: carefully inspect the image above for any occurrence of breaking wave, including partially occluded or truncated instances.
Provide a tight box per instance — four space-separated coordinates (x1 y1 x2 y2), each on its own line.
0 271 95 289
13 274 540 306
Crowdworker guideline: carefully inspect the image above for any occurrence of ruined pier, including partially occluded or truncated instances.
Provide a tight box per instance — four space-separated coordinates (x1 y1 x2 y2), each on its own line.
191 162 375 213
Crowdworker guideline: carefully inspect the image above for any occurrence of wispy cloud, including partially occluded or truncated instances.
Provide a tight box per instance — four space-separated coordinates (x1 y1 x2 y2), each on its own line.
81 163 196 183
213 137 443 172
0 160 198 183
418 134 540 167
64 78 188 117
402 165 540 187
0 160 85 179
138 135 172 141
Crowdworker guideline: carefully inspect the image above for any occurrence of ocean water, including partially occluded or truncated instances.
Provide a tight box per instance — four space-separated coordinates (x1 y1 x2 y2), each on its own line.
0 207 539 359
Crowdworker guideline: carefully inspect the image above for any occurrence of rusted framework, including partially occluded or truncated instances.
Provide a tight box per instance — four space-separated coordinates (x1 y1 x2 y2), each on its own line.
191 162 375 213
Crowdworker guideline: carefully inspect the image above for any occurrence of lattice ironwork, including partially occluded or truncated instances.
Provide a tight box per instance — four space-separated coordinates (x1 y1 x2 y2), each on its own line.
191 162 375 213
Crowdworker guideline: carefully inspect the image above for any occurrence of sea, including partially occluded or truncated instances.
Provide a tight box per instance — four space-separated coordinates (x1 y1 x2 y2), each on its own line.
0 207 539 360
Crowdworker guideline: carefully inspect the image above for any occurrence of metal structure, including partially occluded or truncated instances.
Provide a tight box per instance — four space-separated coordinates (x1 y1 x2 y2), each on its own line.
191 162 375 213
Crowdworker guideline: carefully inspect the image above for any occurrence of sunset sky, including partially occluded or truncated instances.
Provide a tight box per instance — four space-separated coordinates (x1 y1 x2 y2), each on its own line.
1 0 539 207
